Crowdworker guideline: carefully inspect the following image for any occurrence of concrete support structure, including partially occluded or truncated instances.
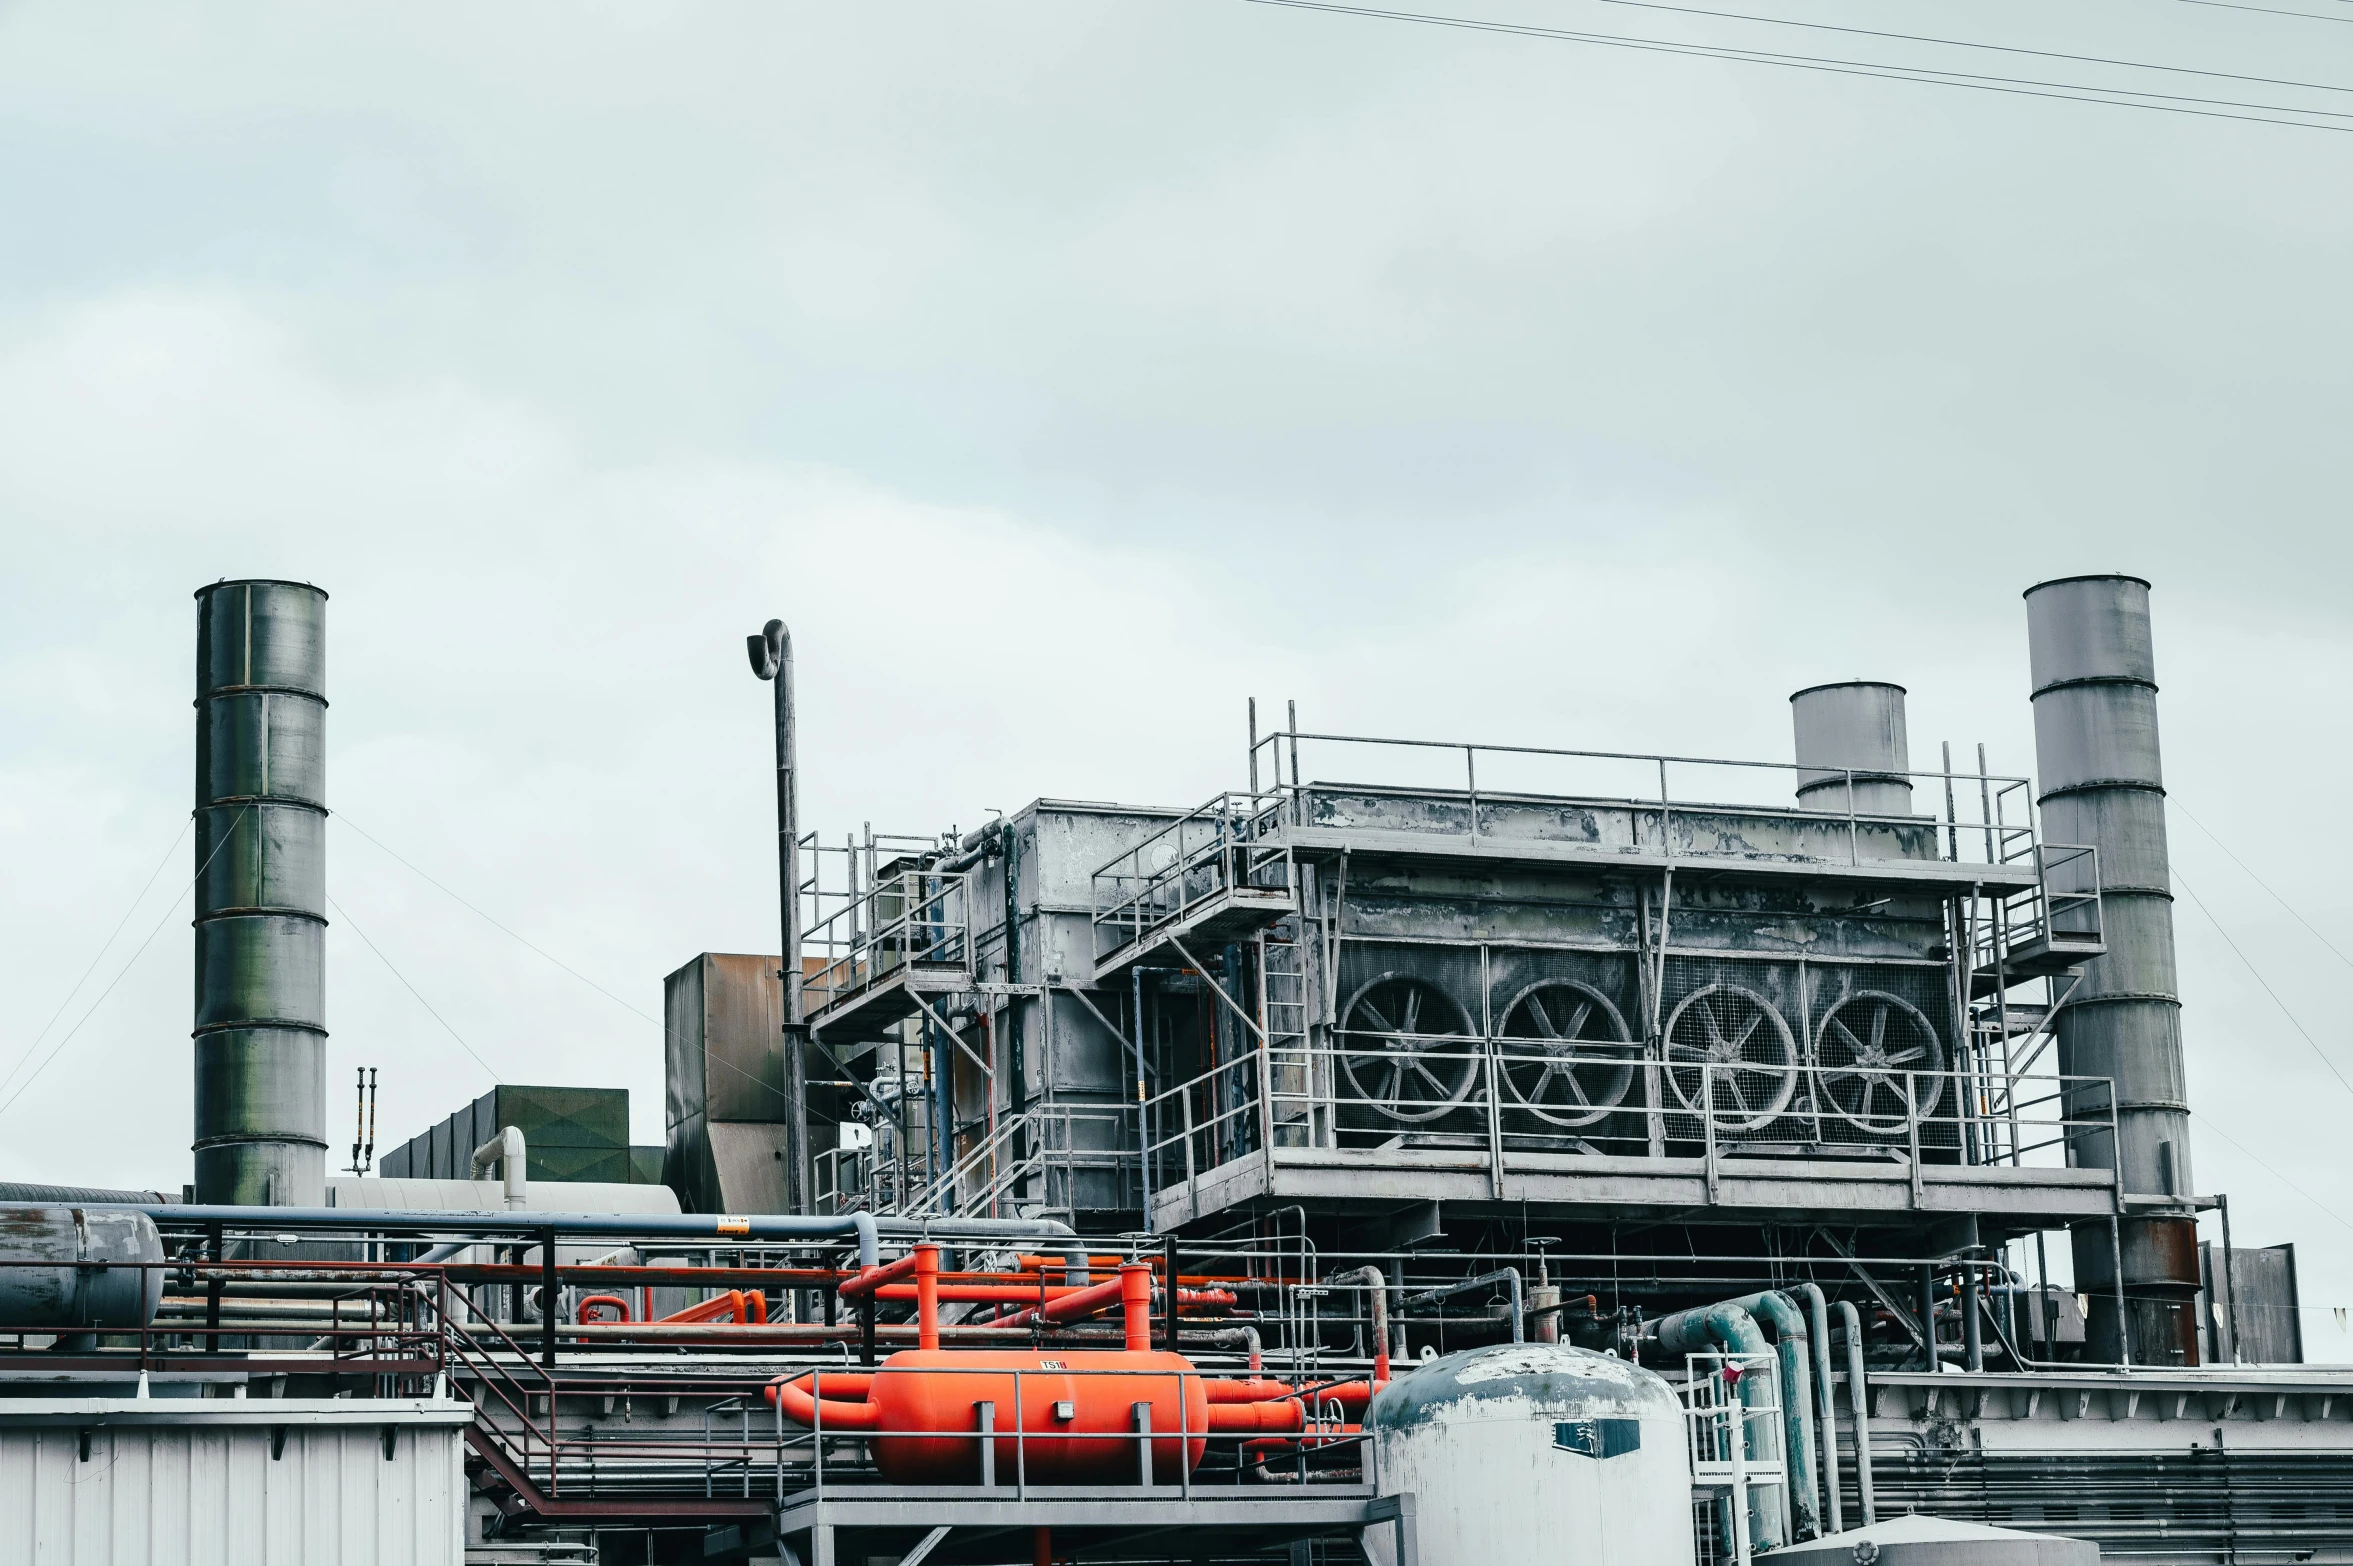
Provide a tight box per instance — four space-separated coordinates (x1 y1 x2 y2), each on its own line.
2025 574 2199 1365
192 580 329 1207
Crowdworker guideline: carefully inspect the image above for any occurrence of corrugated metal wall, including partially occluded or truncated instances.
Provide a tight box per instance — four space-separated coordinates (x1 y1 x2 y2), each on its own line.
0 1410 465 1564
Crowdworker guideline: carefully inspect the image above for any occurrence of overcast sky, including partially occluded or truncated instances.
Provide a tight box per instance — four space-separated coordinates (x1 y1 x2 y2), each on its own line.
3 1 2350 1349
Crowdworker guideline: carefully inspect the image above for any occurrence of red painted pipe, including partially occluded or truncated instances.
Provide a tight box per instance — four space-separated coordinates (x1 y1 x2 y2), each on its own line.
576 1293 631 1324
1203 1378 1371 1411
764 1371 882 1432
1121 1262 1151 1352
838 1243 934 1302
915 1244 939 1351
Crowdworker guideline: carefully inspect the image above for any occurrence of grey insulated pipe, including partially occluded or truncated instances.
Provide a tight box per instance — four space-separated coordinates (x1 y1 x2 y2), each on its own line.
747 618 812 1220
1336 1265 1390 1372
1835 1300 1876 1526
470 1126 528 1210
78 1203 1097 1279
1793 1283 1842 1533
1403 1268 1524 1344
192 580 331 1207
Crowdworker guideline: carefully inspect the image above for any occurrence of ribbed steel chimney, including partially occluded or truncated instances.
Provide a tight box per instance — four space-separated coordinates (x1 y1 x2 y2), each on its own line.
2025 574 2200 1365
1790 681 1914 819
193 580 329 1206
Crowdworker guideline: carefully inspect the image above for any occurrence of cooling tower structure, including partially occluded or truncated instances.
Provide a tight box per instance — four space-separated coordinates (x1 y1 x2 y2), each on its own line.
2025 574 2200 1364
192 580 329 1207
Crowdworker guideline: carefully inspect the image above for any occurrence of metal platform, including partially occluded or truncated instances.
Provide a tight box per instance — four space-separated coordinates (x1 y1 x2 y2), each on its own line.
1971 931 2104 998
1272 819 2044 893
1155 1145 2120 1233
1091 793 1297 983
776 1484 1410 1566
1091 882 1296 984
803 869 978 1044
808 961 974 1045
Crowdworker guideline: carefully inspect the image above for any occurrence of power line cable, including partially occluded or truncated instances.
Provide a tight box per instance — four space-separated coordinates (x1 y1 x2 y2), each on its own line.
329 811 858 1125
0 816 189 1102
2172 866 2353 1099
327 889 501 1081
332 812 656 1033
2189 1108 2353 1234
1247 0 2353 132
0 809 248 1120
2174 0 2353 22
2172 798 2353 974
1574 0 2353 96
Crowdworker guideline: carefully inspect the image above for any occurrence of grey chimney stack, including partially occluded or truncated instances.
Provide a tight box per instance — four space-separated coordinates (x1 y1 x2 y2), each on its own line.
2025 573 2200 1365
192 580 329 1206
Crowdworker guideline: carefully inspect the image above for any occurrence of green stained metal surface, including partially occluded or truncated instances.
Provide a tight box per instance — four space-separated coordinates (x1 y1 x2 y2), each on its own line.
191 580 329 1207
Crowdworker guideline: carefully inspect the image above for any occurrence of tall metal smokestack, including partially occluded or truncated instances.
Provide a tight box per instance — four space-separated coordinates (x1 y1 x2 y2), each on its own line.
193 580 329 1206
2024 574 2199 1365
1790 681 1914 819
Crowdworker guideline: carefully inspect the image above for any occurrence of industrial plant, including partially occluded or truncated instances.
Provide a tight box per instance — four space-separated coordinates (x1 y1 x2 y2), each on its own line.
5 573 2347 1566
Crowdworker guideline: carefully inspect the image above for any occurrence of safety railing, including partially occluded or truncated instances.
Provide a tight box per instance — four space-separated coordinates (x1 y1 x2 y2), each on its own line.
1975 841 2105 973
1246 723 2046 874
803 867 975 1022
1141 1044 2121 1201
1683 1350 1786 1566
822 1103 1140 1224
1091 793 1294 964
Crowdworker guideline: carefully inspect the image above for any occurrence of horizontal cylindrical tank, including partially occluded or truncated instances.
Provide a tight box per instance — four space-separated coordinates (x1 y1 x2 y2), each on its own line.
1364 1342 1693 1566
0 1207 165 1330
773 1350 1213 1484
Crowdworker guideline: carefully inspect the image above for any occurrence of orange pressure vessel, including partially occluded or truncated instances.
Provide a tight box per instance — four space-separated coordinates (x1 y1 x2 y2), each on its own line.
772 1349 1213 1484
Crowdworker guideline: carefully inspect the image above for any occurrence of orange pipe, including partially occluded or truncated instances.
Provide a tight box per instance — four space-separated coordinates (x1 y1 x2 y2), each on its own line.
764 1371 882 1432
1207 1399 1306 1434
1121 1262 1152 1352
838 1246 928 1301
663 1290 754 1325
915 1244 940 1351
576 1293 631 1324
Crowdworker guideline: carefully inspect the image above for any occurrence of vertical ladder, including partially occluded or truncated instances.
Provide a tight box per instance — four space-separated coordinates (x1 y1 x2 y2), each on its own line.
1257 922 1313 1154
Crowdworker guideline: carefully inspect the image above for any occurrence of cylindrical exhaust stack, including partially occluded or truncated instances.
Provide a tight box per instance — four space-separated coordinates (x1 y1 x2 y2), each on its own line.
193 580 329 1206
1791 681 1914 818
2024 574 2199 1365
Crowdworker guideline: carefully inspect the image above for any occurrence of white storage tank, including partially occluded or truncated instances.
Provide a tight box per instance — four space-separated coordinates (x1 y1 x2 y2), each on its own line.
1363 1342 1695 1566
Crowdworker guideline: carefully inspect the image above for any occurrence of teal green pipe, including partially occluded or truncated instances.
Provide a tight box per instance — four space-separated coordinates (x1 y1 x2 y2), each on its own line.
1725 1290 1824 1542
1650 1301 1786 1552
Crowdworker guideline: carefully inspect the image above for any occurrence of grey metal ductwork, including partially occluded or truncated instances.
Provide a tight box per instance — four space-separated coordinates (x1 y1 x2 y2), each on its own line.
193 580 329 1207
1791 681 1914 820
1833 1299 1876 1527
2025 574 2200 1366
